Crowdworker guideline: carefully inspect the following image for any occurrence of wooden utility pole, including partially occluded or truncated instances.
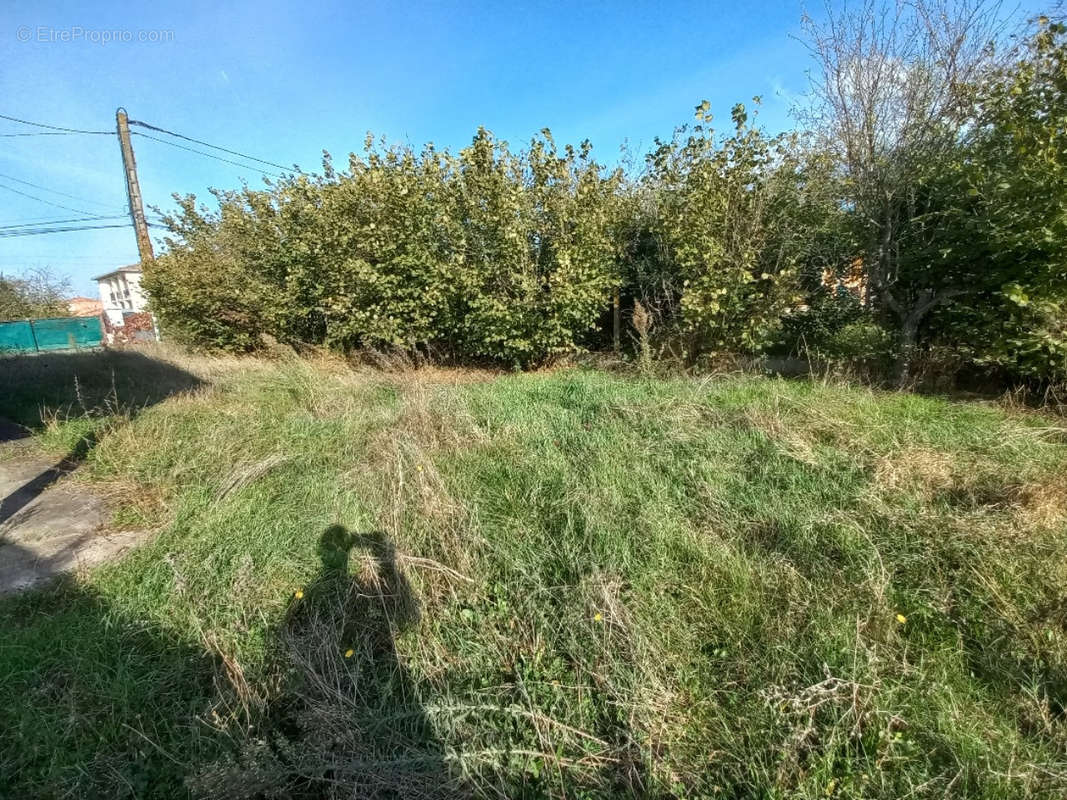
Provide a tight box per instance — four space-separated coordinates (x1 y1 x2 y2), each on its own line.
115 108 154 264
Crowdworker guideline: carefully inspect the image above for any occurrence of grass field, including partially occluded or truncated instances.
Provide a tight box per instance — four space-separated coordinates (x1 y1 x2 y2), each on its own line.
1 346 1066 799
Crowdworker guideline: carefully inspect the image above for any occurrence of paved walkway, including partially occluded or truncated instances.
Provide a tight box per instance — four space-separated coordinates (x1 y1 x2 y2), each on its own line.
0 422 147 594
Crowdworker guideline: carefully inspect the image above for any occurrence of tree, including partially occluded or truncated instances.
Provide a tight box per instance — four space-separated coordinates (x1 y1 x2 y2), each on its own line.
929 16 1067 381
801 0 1013 381
0 267 71 322
145 191 285 351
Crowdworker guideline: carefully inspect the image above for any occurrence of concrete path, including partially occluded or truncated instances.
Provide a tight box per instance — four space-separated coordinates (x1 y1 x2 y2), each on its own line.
0 424 148 594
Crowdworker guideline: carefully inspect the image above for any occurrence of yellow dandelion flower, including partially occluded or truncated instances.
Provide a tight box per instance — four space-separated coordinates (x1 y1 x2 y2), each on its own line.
344 648 355 658
416 464 424 472
294 589 304 599
593 612 603 623
896 613 907 624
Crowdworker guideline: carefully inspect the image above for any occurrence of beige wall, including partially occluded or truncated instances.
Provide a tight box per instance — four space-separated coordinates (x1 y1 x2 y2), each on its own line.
98 271 147 326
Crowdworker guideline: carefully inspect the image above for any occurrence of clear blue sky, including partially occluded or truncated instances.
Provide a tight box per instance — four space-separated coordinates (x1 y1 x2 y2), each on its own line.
0 0 1041 296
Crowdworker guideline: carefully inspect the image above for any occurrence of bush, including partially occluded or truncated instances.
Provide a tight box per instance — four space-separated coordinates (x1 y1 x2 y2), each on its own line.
634 101 847 363
826 321 895 365
144 192 286 351
778 291 865 354
149 130 620 367
144 67 1067 385
450 130 621 366
776 295 895 377
0 267 72 322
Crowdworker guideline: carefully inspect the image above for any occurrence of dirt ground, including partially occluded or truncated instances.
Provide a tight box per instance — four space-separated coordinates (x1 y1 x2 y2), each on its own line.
0 421 147 594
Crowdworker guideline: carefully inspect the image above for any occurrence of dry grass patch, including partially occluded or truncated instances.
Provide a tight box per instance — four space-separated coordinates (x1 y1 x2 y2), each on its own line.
360 385 482 607
1016 477 1067 529
873 447 956 497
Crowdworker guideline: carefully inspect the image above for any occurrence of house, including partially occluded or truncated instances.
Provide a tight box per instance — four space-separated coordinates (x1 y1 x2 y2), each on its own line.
67 296 103 317
94 264 148 326
93 264 156 343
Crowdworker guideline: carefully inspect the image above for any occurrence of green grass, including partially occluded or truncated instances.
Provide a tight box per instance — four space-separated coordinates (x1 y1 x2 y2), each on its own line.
1 348 1066 798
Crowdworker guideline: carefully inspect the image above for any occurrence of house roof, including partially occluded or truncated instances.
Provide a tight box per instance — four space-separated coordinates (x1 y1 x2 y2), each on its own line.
92 264 142 281
67 297 103 317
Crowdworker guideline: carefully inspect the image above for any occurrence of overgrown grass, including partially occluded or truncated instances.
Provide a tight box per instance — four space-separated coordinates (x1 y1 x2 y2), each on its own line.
1 347 1066 798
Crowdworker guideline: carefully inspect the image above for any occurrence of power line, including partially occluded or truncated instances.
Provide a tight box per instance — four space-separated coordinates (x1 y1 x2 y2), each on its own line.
0 215 128 231
128 118 300 173
0 223 132 238
0 112 114 135
0 211 163 227
0 213 111 226
0 259 138 264
0 172 122 211
131 130 287 178
0 181 107 216
0 131 96 138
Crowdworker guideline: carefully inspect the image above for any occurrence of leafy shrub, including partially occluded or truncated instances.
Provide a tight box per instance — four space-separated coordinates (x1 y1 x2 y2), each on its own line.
920 21 1067 384
143 50 1067 385
777 294 895 377
148 130 620 367
639 101 846 362
450 130 621 366
826 321 895 365
778 291 866 354
144 192 285 351
0 267 72 322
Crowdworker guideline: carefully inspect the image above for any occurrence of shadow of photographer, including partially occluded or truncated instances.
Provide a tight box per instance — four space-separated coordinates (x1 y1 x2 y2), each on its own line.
257 525 468 799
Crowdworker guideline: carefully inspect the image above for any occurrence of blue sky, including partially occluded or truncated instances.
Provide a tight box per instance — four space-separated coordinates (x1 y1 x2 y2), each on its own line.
0 0 1038 295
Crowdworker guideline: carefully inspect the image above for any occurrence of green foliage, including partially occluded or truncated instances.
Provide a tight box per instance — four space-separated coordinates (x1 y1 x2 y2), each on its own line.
779 291 865 350
926 19 1067 381
453 131 621 365
826 320 895 365
0 267 71 322
639 101 845 360
149 129 620 366
801 5 1067 385
144 17 1067 384
143 193 285 351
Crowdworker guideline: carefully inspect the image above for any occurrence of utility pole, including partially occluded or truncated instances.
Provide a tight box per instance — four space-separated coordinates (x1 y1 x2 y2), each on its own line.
116 107 161 341
115 107 154 264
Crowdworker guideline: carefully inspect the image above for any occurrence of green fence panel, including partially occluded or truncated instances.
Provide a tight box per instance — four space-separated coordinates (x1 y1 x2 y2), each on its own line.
0 320 37 352
0 317 103 353
31 317 103 351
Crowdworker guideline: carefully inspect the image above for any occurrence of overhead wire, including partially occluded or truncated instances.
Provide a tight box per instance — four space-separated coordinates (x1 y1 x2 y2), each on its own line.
0 213 113 227
0 172 123 210
0 181 112 216
130 130 288 178
0 223 132 238
128 118 300 173
0 112 114 135
0 112 297 244
0 131 96 138
0 215 129 230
